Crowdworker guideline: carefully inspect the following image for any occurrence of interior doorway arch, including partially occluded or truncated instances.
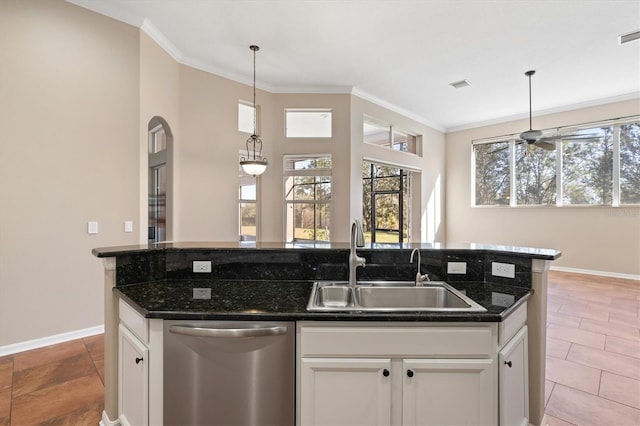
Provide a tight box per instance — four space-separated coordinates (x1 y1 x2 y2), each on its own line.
148 116 173 243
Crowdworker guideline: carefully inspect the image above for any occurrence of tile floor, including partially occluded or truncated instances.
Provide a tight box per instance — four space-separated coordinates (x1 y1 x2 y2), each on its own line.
0 335 104 425
542 271 640 426
0 271 638 425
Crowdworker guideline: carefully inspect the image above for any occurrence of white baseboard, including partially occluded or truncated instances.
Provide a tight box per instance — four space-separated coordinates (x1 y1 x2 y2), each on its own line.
0 325 104 357
550 266 640 281
100 410 121 426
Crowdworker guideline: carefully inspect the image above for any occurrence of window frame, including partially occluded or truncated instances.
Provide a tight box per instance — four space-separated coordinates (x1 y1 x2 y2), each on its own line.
363 115 420 155
471 116 640 208
283 154 332 243
284 109 333 139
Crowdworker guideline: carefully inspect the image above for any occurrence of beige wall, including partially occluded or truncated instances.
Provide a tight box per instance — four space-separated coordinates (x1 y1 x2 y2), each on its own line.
265 94 352 242
139 32 181 242
351 97 447 243
0 1 140 346
446 99 640 277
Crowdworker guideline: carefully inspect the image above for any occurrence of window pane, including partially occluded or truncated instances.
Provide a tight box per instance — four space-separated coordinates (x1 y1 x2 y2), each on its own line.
285 110 332 138
150 128 166 154
315 178 331 201
562 129 613 205
515 144 556 205
363 121 390 146
238 103 255 134
240 183 256 200
620 122 640 204
375 194 399 231
393 129 417 154
284 155 332 171
474 142 510 205
240 202 256 240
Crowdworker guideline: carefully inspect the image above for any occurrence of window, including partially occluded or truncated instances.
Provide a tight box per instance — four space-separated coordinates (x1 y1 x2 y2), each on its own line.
474 142 510 205
516 143 556 205
284 155 332 242
238 102 256 134
285 109 332 138
619 123 640 204
239 175 257 241
472 117 640 207
363 116 419 154
362 162 411 243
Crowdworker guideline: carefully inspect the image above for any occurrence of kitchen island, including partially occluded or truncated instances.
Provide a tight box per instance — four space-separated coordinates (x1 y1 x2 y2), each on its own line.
93 242 560 425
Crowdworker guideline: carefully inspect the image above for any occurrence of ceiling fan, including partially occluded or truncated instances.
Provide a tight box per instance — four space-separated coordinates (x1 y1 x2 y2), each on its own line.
518 70 601 151
519 70 556 151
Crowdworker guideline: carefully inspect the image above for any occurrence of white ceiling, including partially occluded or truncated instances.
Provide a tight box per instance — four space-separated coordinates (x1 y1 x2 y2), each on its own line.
69 0 640 131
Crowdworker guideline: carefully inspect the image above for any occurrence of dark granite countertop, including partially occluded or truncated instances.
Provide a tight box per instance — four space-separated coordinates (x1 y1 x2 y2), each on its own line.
94 241 561 260
115 279 531 323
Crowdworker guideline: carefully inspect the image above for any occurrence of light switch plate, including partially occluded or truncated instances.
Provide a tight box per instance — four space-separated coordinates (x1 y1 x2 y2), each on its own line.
492 262 515 278
87 221 98 234
124 221 133 233
447 262 467 274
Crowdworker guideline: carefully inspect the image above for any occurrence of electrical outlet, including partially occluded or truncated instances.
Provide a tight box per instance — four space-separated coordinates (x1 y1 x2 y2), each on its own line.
193 261 212 273
193 288 212 300
492 262 515 278
491 292 515 307
447 262 467 274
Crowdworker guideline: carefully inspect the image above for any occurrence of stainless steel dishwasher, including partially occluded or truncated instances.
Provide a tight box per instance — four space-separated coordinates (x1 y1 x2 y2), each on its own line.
163 320 294 425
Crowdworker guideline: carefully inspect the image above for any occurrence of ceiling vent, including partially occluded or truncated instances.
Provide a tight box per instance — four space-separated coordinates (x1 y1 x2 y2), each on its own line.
449 79 471 89
619 30 640 44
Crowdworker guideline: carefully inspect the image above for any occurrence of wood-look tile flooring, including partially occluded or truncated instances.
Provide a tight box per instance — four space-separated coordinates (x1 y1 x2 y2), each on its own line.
0 335 104 425
543 271 640 426
0 271 638 425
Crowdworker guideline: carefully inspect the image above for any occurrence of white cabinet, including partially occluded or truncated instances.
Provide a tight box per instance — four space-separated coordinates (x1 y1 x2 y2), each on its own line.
118 299 150 426
298 323 497 426
499 326 529 426
118 324 148 426
402 358 494 426
300 358 392 425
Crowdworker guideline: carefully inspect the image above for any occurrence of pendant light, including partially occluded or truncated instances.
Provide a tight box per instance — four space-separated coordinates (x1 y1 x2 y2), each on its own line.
240 45 268 176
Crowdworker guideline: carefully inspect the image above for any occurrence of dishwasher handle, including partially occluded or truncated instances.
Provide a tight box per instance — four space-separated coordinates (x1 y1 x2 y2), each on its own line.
168 324 287 338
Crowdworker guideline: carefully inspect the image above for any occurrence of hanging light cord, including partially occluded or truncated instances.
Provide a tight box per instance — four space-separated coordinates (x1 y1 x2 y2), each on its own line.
252 45 257 138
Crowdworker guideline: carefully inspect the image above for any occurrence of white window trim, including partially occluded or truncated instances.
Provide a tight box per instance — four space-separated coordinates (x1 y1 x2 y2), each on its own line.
471 115 640 208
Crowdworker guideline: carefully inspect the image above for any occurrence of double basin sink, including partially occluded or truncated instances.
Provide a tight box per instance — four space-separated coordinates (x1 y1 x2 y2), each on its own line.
307 280 486 312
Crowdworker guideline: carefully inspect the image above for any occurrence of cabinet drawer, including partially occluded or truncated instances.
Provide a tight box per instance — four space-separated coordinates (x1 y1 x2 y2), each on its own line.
119 299 148 344
300 325 493 358
499 301 527 347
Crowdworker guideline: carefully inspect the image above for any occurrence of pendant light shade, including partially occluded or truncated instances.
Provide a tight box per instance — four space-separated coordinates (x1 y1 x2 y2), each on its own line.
240 45 268 176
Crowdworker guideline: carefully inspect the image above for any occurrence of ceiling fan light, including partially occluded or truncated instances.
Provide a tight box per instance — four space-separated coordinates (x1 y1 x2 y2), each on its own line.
520 129 542 142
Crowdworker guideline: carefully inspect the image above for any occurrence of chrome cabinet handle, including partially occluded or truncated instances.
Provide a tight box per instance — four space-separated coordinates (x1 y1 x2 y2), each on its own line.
169 324 287 338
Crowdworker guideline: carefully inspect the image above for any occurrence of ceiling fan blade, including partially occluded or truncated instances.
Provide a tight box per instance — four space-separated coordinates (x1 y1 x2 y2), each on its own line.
540 132 602 142
534 140 556 150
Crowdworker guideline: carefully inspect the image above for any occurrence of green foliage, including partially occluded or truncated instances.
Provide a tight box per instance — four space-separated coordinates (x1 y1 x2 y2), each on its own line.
620 123 640 204
474 142 510 205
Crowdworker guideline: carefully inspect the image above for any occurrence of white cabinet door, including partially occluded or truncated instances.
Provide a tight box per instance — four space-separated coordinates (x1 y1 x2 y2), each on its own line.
118 324 149 426
300 358 392 426
402 358 496 426
499 326 529 426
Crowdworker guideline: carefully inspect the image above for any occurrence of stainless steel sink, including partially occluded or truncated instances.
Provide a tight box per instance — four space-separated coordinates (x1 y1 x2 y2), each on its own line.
307 281 486 312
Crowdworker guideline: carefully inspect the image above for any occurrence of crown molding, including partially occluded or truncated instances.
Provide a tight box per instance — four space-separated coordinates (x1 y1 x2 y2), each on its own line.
350 88 446 132
446 92 640 133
